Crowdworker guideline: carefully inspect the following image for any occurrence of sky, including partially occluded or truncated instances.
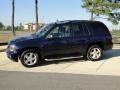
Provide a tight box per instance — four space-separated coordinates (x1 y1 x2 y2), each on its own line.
0 0 119 29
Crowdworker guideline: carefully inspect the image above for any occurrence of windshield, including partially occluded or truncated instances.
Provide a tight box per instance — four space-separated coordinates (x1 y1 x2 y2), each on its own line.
35 24 54 37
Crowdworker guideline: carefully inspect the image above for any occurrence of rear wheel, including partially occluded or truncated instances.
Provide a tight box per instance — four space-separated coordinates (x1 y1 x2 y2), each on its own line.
20 49 40 67
86 45 102 61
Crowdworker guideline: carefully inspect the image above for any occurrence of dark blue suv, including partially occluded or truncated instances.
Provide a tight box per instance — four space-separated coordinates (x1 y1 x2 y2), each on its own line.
6 20 113 67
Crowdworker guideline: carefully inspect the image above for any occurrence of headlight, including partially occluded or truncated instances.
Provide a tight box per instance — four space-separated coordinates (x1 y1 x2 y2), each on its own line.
9 45 17 52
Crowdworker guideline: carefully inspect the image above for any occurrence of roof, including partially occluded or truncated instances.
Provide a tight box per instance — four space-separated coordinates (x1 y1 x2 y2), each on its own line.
54 20 101 24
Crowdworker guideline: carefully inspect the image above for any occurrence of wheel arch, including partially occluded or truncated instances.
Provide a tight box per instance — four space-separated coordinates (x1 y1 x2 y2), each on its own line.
87 42 104 51
84 42 104 56
18 47 42 59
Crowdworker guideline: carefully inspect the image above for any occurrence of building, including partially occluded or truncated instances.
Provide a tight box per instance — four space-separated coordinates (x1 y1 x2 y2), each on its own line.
24 23 45 31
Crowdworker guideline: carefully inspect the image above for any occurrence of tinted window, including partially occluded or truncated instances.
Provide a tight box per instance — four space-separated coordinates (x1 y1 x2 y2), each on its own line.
82 23 90 36
72 24 84 37
47 24 71 38
35 24 53 37
90 22 109 35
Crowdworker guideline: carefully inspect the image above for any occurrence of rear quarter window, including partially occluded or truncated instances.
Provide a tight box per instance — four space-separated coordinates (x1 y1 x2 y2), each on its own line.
89 22 110 36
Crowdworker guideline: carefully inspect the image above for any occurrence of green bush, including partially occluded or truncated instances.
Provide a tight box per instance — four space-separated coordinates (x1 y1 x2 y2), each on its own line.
111 29 120 36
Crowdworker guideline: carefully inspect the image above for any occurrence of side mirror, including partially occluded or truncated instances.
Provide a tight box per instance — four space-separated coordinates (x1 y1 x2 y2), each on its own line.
46 34 53 39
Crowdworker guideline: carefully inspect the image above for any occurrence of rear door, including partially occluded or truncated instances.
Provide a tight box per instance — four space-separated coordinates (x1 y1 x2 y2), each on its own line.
69 23 87 54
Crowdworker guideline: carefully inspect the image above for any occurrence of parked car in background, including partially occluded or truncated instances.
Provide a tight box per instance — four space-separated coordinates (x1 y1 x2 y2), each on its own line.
6 20 113 67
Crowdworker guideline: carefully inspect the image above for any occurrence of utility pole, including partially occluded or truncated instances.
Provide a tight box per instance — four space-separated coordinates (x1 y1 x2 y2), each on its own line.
12 0 16 36
35 0 39 31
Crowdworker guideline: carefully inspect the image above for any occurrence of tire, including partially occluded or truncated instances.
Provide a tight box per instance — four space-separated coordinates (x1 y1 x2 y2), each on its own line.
86 45 102 61
20 49 40 67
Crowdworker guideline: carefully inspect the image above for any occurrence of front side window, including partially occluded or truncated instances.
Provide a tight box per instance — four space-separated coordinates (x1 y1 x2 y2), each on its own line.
35 24 54 37
47 24 71 39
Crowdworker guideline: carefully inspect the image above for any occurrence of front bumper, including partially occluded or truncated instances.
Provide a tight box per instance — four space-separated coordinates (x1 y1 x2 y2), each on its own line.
6 50 18 62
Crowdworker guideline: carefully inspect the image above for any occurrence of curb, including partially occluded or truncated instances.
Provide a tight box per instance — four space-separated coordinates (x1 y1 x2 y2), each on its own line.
0 45 7 52
0 43 7 46
0 49 6 52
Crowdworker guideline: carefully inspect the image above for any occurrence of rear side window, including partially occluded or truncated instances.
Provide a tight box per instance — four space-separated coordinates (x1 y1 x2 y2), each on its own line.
72 24 84 37
89 22 110 35
82 23 91 36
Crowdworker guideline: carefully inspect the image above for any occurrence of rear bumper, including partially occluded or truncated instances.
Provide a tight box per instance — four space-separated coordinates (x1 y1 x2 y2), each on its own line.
104 42 113 51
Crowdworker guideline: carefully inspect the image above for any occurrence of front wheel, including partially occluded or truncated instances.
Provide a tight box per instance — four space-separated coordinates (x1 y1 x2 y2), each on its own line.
86 45 102 61
20 49 40 67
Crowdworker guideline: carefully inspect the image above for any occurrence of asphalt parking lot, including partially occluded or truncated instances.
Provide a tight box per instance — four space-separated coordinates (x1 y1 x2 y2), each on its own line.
0 47 120 76
1 71 120 90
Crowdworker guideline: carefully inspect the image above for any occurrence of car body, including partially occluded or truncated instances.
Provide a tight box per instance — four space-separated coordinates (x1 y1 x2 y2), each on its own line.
6 20 113 67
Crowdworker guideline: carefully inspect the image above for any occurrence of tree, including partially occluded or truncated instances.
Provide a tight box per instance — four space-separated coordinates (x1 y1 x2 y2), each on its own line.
35 0 39 31
15 23 24 31
0 22 4 30
6 26 12 31
82 0 120 24
19 23 24 30
12 0 16 36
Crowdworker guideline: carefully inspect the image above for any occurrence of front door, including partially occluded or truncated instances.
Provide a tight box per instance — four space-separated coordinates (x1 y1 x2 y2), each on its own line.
42 24 73 58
